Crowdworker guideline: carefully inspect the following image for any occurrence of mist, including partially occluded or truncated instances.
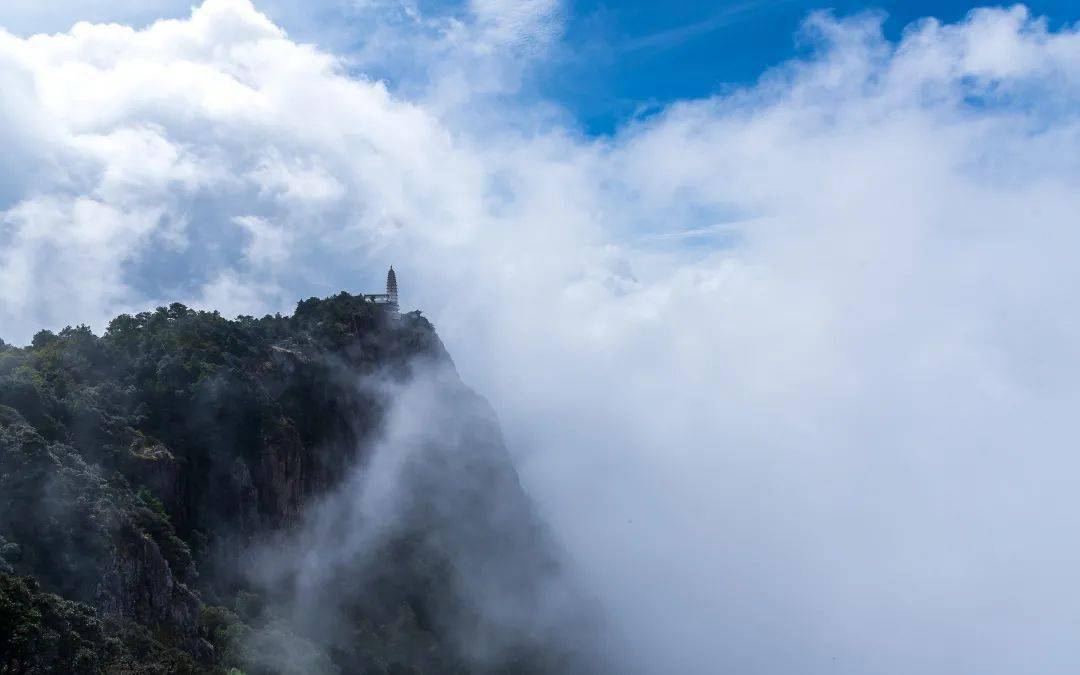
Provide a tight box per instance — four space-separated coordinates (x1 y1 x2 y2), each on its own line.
1 1 1080 672
242 357 599 673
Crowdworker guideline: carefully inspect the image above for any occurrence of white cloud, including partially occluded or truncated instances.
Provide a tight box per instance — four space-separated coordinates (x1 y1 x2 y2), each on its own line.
188 267 284 318
1 2 1080 673
233 215 290 266
466 0 561 53
0 195 161 331
0 0 189 35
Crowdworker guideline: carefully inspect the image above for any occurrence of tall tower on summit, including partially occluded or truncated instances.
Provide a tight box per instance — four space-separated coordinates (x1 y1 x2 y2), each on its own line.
386 266 399 312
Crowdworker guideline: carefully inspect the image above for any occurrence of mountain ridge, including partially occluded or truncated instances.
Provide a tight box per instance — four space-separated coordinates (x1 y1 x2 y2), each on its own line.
0 292 587 674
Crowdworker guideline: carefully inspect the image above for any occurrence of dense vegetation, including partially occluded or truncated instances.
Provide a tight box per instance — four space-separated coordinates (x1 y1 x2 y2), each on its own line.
0 293 577 674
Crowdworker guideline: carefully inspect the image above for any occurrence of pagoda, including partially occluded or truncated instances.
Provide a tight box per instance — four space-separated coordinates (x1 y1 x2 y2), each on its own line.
368 266 399 313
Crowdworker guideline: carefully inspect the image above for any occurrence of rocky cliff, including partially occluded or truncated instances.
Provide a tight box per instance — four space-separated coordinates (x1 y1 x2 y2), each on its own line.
0 293 589 674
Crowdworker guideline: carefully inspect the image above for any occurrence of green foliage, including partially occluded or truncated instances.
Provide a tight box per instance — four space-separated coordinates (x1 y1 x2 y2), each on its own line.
30 330 58 349
0 294 455 673
0 571 200 673
137 486 169 520
0 571 111 674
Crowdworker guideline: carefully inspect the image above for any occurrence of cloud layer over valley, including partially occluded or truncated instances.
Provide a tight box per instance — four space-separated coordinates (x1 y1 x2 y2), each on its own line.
2 1 1080 672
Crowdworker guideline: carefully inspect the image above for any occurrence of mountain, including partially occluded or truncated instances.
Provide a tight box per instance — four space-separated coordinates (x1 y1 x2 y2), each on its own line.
0 293 593 674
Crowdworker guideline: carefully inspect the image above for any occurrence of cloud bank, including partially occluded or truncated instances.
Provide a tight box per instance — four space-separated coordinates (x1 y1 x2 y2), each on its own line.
246 360 598 672
2 1 1080 672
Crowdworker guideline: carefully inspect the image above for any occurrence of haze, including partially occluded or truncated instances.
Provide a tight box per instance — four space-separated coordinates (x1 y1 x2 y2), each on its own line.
1 1 1079 672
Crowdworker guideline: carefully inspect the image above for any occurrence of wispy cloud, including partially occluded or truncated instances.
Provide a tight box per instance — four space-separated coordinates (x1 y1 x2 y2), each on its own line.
2 2 1080 673
619 0 800 54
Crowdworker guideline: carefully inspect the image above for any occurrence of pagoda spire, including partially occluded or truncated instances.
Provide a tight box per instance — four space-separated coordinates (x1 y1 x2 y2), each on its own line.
386 266 399 312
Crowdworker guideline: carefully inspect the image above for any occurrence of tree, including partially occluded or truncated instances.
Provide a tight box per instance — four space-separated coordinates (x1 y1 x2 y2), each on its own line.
30 330 58 349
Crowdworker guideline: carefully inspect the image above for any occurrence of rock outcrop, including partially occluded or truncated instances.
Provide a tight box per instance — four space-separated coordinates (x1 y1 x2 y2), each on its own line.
0 292 589 674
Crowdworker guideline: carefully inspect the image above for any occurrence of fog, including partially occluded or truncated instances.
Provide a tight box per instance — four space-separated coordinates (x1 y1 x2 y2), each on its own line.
244 359 599 672
2 1 1080 672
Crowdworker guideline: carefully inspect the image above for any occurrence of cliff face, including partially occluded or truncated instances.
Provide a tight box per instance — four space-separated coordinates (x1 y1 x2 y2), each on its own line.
0 293 584 674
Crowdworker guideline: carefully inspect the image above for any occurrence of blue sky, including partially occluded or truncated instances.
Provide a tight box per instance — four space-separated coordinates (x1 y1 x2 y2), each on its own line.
3 2 1080 672
3 1 1077 135
540 0 1079 133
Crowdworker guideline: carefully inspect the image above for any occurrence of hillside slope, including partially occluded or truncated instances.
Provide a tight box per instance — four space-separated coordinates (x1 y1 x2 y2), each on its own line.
0 293 589 674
